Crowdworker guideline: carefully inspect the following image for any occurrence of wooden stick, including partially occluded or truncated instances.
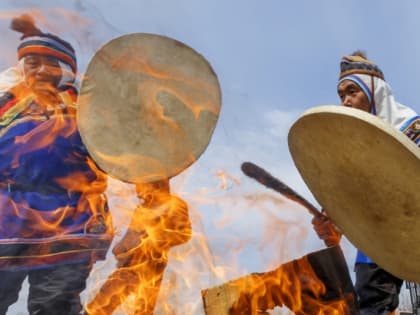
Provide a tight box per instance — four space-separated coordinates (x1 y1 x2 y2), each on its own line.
241 162 322 217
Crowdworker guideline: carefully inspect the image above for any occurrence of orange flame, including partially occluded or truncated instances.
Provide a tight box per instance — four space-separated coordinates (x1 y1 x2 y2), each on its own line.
85 184 192 315
0 82 110 236
108 47 220 120
0 8 90 35
0 10 357 315
216 169 240 190
203 248 353 315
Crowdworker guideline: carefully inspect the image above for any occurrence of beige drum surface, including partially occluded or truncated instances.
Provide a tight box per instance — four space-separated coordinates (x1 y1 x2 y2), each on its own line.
288 105 420 281
78 33 221 183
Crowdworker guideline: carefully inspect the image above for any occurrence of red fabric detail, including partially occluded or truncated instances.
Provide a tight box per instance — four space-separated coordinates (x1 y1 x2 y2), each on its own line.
0 98 18 117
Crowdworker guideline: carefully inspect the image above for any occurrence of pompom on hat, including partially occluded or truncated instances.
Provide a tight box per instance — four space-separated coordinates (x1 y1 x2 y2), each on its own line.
10 14 77 75
339 50 384 81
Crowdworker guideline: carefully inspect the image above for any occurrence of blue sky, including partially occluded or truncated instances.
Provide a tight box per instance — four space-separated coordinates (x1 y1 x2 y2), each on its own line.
2 1 419 314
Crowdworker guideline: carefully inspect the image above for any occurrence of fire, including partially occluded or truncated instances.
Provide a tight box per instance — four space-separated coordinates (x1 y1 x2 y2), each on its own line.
0 10 357 315
109 48 220 120
216 170 240 190
0 78 114 271
203 247 353 315
85 186 192 315
83 171 333 315
0 8 90 35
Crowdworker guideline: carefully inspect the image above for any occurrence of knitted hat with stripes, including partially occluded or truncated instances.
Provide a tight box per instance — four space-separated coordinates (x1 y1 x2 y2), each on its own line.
11 14 77 75
339 51 384 81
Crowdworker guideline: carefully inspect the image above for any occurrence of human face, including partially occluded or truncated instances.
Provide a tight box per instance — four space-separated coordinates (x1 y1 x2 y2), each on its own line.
337 80 371 112
23 54 63 96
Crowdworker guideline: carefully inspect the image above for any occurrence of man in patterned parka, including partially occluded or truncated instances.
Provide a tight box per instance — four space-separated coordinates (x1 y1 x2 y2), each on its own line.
0 15 113 315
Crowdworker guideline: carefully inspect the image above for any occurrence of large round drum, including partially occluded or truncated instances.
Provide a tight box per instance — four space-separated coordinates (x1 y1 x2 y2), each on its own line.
77 33 221 183
288 105 420 281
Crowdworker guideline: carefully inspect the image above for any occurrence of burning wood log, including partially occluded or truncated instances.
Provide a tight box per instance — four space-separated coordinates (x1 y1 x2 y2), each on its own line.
201 162 358 314
202 246 358 315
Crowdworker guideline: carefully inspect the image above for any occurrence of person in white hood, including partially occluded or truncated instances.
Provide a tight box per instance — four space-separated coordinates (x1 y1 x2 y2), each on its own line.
312 51 420 315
